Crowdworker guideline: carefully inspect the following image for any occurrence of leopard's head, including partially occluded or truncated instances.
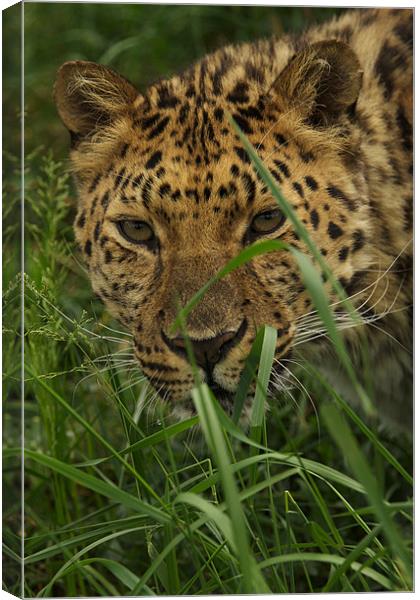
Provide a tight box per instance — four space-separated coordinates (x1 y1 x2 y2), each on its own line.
55 40 372 416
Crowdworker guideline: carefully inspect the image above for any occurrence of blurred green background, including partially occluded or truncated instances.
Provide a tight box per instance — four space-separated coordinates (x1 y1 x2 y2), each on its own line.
20 3 342 157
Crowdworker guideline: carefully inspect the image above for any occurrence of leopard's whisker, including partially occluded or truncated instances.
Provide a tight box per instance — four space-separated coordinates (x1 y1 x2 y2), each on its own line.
280 361 321 438
295 238 412 324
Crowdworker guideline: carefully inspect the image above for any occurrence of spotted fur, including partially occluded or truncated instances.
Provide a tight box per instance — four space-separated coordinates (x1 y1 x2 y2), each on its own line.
55 8 412 429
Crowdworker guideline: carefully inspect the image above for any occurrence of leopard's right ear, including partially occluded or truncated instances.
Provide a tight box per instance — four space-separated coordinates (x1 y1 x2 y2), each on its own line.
54 61 140 141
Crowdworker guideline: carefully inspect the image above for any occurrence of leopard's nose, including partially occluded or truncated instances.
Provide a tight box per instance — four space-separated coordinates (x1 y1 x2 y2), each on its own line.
166 321 247 370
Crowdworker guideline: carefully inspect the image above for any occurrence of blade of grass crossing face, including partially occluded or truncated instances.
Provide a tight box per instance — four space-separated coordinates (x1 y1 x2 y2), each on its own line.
321 403 412 588
290 249 373 415
229 115 358 317
230 117 373 417
170 240 287 334
250 325 277 432
249 325 276 484
232 327 265 423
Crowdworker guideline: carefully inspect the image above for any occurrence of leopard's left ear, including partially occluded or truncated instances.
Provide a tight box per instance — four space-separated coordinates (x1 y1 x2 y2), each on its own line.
272 40 363 125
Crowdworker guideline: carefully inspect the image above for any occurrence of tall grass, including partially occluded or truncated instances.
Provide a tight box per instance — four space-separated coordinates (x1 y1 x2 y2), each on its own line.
2 141 412 595
3 4 412 596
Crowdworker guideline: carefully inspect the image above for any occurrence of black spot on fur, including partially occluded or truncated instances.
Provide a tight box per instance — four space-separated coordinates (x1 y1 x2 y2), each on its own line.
396 106 412 152
132 174 144 188
403 196 412 232
84 240 92 256
140 114 160 130
120 143 129 158
274 133 288 147
393 18 413 49
304 176 318 191
292 182 304 198
218 185 228 198
88 173 101 193
178 102 190 125
227 81 249 104
241 173 256 205
310 209 319 229
270 169 282 184
76 210 86 228
375 42 406 99
352 229 366 252
326 185 356 211
214 107 224 122
338 246 349 261
114 167 126 189
186 85 195 98
159 183 171 196
273 159 290 178
233 114 253 134
145 151 162 170
158 88 179 109
238 105 264 121
298 146 315 163
186 188 199 203
245 62 264 82
235 146 251 164
328 221 343 239
148 116 170 140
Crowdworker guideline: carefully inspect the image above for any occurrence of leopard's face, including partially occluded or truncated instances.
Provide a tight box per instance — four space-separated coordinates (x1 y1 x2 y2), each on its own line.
73 106 371 412
55 39 371 415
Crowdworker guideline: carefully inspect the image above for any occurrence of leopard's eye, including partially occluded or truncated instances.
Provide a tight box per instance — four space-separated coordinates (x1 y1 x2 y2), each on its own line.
117 220 155 245
250 209 285 235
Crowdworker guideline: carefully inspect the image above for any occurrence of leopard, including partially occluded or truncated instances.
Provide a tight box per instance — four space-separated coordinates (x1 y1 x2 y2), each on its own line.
54 8 412 431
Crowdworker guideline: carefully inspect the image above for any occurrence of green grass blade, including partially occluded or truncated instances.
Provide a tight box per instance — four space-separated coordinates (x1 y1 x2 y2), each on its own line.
24 449 170 524
170 239 287 334
323 525 382 592
175 492 235 551
259 552 393 590
250 325 277 431
321 403 412 588
230 116 373 417
232 327 265 423
304 363 412 484
36 525 151 597
192 383 271 593
26 365 165 505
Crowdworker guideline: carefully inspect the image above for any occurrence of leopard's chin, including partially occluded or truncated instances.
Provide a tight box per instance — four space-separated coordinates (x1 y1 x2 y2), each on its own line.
169 383 256 428
209 384 236 415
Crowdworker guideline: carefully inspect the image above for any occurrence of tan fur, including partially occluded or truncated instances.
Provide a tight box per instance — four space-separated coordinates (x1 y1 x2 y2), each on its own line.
54 8 412 428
